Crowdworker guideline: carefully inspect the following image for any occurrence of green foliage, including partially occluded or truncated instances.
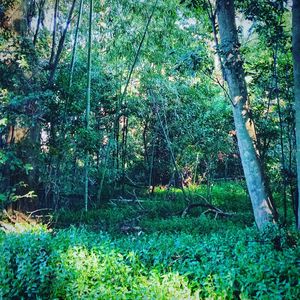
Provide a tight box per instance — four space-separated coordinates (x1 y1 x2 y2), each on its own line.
0 0 296 232
55 206 138 232
0 0 299 297
53 181 253 236
140 215 238 235
0 226 299 299
0 230 52 299
151 181 250 213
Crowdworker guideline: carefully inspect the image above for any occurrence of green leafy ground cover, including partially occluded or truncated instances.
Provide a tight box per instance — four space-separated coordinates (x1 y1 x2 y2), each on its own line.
0 226 299 299
54 182 253 232
1 183 299 299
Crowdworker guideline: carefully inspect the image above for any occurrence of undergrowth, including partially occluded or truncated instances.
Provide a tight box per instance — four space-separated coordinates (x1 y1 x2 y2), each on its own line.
0 182 299 299
0 226 299 299
54 181 254 233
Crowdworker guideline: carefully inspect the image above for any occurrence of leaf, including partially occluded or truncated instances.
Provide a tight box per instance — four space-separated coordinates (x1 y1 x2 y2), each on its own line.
0 193 7 202
0 118 8 126
24 164 33 175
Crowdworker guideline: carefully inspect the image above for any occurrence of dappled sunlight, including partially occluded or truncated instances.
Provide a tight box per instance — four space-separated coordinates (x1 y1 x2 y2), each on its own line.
31 234 197 299
0 210 49 234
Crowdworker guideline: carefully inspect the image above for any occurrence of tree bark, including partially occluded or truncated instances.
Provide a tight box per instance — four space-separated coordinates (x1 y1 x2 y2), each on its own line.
292 0 300 230
216 0 277 230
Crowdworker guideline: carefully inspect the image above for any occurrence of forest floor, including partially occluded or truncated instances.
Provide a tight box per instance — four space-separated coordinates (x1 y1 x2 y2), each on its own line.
1 182 300 299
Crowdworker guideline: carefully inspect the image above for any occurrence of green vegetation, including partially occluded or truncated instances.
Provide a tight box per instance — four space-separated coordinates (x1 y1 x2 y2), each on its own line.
1 184 299 299
1 0 300 298
53 182 253 233
1 223 299 299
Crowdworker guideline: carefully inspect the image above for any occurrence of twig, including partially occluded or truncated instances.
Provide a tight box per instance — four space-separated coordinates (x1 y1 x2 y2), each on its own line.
26 208 53 221
2 209 15 223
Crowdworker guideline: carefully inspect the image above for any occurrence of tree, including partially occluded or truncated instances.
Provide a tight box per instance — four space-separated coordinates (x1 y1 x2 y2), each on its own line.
84 0 93 211
216 0 277 229
48 0 77 85
292 0 300 230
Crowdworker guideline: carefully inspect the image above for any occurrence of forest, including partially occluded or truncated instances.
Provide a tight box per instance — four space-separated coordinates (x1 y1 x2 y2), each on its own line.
0 0 300 299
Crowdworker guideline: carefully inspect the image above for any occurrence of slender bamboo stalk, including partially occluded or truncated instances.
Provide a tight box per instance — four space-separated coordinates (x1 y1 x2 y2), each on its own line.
292 0 300 230
97 138 111 203
69 0 83 88
150 90 189 204
119 0 159 193
49 0 59 66
273 35 287 224
148 121 158 195
84 0 93 212
48 0 76 85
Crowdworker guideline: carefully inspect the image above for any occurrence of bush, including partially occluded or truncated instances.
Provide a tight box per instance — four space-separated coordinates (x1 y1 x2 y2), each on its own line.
0 230 52 299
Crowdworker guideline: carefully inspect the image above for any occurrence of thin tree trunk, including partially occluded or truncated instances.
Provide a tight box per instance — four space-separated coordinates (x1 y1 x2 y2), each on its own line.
84 0 93 212
33 0 45 46
69 0 83 87
61 0 82 129
216 0 277 230
148 131 156 193
150 90 189 204
48 0 76 85
142 121 149 167
292 0 300 230
273 45 288 224
285 66 297 221
119 0 158 193
49 0 59 66
97 138 111 203
206 0 225 83
121 115 128 195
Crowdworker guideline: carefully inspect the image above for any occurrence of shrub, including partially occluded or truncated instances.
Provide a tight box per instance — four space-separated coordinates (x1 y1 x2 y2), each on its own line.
1 226 299 299
0 230 52 299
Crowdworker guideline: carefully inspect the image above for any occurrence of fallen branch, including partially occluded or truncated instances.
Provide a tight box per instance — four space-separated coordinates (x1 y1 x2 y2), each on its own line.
124 175 148 189
181 198 236 218
109 197 147 203
202 208 236 219
26 208 53 221
127 190 145 210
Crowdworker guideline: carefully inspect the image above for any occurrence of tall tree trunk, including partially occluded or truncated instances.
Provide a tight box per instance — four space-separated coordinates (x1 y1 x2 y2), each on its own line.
33 0 45 46
69 0 83 87
118 0 158 193
216 0 277 230
292 0 300 230
48 0 76 85
49 0 59 66
84 0 93 211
